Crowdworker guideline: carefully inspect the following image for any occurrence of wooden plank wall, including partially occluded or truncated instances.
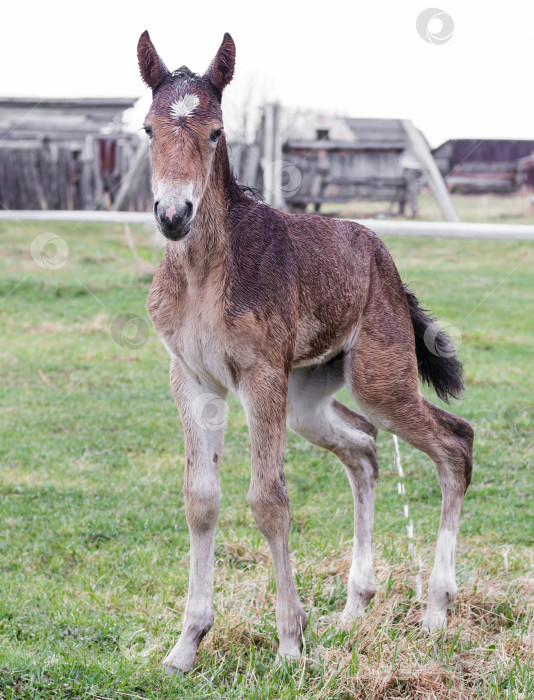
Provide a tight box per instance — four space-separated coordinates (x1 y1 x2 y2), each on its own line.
0 137 153 211
282 146 407 205
0 137 411 212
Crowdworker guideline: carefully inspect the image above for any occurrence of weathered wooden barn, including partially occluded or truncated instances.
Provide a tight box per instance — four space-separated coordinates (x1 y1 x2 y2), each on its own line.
0 97 149 210
0 99 456 219
227 112 439 216
281 116 422 213
432 139 534 194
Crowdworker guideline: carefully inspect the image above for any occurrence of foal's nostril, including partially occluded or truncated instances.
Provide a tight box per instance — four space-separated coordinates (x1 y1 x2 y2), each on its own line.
154 198 193 238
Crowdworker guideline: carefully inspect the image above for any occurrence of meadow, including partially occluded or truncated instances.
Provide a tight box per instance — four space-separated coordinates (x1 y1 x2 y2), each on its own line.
0 214 532 698
331 191 534 224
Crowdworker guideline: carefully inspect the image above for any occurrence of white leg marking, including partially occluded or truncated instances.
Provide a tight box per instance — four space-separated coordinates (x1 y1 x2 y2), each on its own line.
423 527 458 631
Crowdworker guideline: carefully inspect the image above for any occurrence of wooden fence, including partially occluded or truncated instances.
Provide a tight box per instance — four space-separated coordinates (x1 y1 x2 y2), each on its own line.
0 102 460 221
0 135 152 212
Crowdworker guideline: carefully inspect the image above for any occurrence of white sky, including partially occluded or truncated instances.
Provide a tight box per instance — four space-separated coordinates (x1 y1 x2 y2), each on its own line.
2 0 533 148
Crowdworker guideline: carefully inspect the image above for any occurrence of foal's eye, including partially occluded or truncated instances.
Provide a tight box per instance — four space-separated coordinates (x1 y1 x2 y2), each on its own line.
210 128 222 142
143 126 153 139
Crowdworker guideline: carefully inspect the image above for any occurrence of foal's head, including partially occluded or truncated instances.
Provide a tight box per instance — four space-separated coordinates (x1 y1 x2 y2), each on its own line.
137 31 235 240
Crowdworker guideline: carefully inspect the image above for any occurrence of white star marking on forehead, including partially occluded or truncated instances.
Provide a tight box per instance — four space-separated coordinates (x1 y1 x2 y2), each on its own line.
170 94 200 120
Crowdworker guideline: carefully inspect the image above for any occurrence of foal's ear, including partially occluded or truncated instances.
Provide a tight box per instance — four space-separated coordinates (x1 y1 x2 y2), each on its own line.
205 33 236 96
137 30 170 91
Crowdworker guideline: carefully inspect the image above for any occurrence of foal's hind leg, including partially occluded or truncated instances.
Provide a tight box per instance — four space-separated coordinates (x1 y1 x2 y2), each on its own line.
163 357 226 673
415 400 473 630
287 361 379 623
345 309 473 631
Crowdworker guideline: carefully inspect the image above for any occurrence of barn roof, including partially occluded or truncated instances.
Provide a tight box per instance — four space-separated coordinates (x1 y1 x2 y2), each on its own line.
0 97 139 142
285 116 429 152
344 118 407 148
433 139 534 164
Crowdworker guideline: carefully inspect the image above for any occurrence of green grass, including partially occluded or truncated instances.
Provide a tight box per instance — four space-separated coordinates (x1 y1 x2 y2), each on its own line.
0 218 532 698
324 191 534 224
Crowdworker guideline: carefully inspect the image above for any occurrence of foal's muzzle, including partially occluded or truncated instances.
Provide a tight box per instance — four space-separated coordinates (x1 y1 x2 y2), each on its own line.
154 199 194 240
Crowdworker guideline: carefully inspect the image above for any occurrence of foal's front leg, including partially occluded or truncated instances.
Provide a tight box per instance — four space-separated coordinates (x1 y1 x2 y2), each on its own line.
243 369 307 660
163 357 226 673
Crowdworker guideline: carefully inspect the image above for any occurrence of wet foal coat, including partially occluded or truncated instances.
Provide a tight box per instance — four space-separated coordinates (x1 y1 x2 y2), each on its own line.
137 31 474 673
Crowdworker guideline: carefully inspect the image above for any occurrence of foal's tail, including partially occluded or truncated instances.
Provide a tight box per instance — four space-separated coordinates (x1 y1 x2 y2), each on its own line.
404 285 464 403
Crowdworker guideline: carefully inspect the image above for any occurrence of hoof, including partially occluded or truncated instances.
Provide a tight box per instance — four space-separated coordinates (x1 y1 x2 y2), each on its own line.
341 585 376 625
162 658 194 675
163 642 198 674
275 649 301 667
424 578 456 632
163 663 180 675
341 601 367 624
422 607 447 633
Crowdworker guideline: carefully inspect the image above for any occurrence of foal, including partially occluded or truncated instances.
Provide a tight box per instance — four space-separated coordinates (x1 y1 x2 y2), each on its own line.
137 31 474 673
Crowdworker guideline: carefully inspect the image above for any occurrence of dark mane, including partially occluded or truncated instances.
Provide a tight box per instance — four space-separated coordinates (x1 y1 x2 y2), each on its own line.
171 65 198 80
153 66 202 94
238 183 263 200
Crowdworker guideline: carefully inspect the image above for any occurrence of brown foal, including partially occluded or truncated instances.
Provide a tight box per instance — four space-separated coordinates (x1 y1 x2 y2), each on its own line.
137 31 474 673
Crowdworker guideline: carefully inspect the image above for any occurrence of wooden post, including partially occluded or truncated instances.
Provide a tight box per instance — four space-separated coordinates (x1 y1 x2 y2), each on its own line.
272 103 284 210
112 138 150 211
401 119 460 222
262 104 274 205
261 103 284 209
243 144 261 191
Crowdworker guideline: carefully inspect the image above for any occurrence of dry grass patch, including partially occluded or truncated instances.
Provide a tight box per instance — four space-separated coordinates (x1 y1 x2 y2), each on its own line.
166 544 534 698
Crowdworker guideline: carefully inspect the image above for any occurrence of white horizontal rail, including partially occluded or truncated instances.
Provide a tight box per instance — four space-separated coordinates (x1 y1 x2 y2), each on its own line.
352 218 534 241
0 210 153 224
1 210 534 240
